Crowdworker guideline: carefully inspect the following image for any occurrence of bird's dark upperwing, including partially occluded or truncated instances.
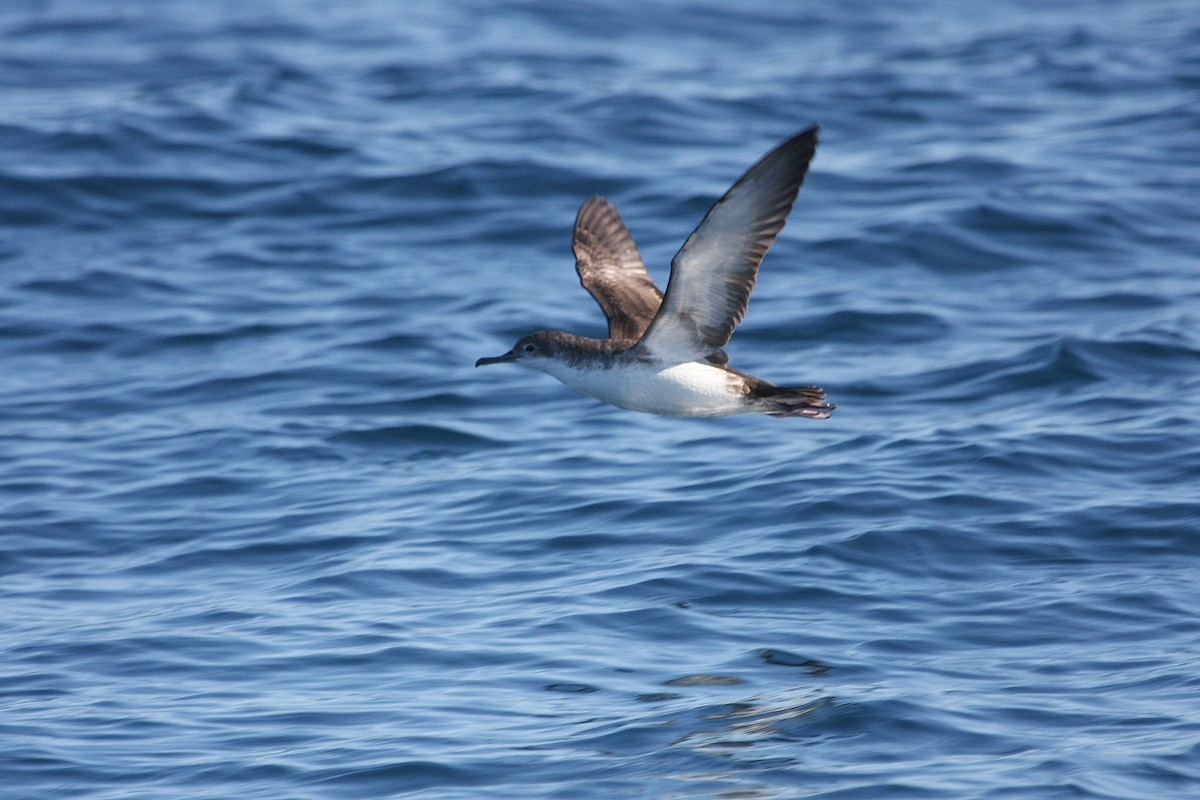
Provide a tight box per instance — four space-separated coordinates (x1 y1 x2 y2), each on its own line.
573 196 663 341
634 127 818 362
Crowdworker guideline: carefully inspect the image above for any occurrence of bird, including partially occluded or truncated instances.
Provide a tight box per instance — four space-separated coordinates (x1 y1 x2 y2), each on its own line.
476 126 834 419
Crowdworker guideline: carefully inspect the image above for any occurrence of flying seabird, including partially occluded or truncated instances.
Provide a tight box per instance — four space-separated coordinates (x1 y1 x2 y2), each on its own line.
476 126 834 419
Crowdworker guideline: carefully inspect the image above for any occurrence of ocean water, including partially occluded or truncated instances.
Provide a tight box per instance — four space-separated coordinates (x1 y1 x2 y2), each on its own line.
2 0 1199 797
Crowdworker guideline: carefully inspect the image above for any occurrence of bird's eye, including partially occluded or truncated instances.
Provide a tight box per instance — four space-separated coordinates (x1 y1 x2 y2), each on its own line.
522 343 536 353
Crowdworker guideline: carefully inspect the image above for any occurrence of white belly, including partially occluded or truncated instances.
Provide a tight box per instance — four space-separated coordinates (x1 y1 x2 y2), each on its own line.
546 361 751 417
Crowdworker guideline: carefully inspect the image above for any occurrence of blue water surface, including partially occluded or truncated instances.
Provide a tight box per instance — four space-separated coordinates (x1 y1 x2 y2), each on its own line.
3 1 1199 798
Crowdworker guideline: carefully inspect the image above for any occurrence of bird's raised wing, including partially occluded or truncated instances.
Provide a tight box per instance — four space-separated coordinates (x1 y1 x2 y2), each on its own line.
634 127 818 362
573 196 663 341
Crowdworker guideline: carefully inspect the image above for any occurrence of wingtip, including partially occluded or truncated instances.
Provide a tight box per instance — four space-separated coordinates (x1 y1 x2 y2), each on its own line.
787 124 820 152
579 194 609 211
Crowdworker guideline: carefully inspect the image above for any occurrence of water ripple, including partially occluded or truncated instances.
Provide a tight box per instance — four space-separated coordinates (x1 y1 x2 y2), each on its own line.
3 1 1199 799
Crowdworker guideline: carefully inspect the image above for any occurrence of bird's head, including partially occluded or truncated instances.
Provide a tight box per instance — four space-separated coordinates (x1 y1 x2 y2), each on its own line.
475 331 563 369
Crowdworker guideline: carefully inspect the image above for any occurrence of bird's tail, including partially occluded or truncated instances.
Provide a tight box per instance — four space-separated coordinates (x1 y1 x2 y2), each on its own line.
752 383 835 419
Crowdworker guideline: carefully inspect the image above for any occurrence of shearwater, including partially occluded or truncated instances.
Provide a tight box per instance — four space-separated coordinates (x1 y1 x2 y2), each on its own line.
476 126 834 419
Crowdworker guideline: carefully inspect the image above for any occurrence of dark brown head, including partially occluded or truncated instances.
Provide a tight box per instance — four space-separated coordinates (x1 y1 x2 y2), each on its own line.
474 331 564 368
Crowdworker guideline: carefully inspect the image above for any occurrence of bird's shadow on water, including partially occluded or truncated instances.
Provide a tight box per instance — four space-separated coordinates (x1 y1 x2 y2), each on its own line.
525 650 852 797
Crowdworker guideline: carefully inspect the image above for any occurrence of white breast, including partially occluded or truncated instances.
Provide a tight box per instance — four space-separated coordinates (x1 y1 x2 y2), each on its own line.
539 359 751 417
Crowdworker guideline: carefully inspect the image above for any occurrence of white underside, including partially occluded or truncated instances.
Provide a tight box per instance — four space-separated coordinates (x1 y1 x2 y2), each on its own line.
533 359 754 417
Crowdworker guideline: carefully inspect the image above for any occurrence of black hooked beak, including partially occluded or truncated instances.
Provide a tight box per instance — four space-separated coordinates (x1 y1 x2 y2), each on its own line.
475 349 520 367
